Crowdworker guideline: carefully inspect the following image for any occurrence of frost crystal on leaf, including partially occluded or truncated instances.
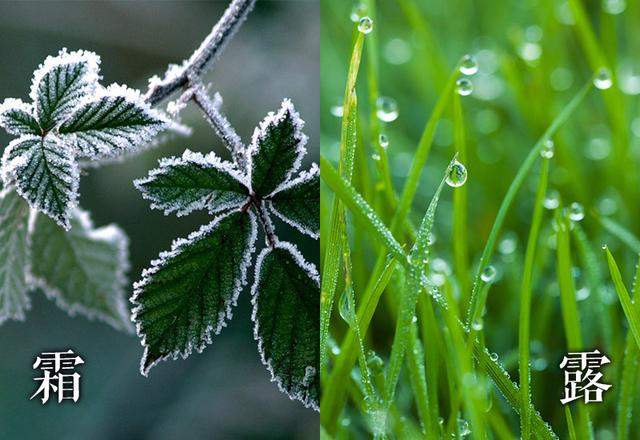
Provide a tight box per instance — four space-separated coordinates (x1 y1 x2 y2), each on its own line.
28 208 133 332
0 188 31 324
248 98 308 196
58 84 169 160
0 98 41 136
29 48 101 131
131 209 257 376
134 149 249 217
266 163 319 239
251 242 320 410
1 136 79 230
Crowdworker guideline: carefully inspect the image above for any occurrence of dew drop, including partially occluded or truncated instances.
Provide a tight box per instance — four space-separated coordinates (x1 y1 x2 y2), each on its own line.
366 350 385 374
378 134 389 148
457 418 472 437
490 352 499 361
446 160 468 187
456 78 473 96
338 289 355 326
543 190 560 210
540 139 555 159
376 96 399 122
568 202 584 221
330 98 344 118
358 16 373 34
594 68 613 90
460 54 479 76
602 0 626 14
498 232 518 255
350 2 367 22
576 287 591 301
480 265 496 283
471 318 484 331
371 153 381 161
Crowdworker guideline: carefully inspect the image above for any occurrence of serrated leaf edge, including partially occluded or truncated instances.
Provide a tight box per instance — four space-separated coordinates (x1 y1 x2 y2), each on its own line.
132 208 258 376
26 208 132 332
133 148 250 217
247 98 308 193
250 241 319 410
0 98 40 136
266 163 319 239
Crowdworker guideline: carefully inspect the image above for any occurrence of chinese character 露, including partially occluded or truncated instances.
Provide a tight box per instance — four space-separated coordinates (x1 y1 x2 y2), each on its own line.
559 349 611 404
30 349 84 404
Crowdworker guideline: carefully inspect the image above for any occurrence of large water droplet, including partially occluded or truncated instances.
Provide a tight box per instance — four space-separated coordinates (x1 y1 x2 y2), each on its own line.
339 289 355 325
458 418 472 437
490 352 499 361
594 68 613 90
460 54 479 76
378 134 389 148
498 232 518 255
366 350 384 375
446 160 468 187
540 139 555 159
350 2 367 22
471 318 484 331
376 96 399 122
456 78 473 96
568 202 585 221
480 265 497 283
330 97 344 118
358 16 373 34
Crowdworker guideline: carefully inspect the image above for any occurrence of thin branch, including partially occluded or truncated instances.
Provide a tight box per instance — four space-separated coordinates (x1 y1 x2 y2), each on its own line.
144 0 256 106
191 85 247 171
255 199 277 247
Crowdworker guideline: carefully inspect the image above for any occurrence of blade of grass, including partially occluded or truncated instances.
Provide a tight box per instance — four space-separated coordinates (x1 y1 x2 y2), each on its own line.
595 215 640 254
518 155 550 439
604 247 640 351
465 79 593 326
320 29 365 371
616 254 640 440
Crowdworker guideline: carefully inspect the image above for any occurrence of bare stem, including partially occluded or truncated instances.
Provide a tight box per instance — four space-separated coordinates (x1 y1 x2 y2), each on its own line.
144 0 256 106
255 198 277 247
191 85 247 170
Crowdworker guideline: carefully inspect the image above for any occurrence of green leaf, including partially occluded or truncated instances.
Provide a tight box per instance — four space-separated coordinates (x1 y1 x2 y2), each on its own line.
0 188 31 324
132 209 257 375
1 135 78 230
29 208 132 332
604 247 640 351
252 242 319 410
58 84 168 160
30 49 100 131
267 164 319 239
249 99 307 196
0 99 41 136
135 149 250 217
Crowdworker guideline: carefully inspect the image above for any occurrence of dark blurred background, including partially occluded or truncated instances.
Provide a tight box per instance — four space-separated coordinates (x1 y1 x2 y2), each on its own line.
0 1 318 439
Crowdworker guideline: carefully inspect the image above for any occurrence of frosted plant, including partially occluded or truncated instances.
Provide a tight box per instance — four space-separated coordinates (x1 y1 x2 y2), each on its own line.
133 97 320 410
0 0 318 410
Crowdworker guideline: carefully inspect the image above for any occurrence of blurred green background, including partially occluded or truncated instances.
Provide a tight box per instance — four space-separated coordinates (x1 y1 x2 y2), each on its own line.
321 0 640 438
0 1 318 439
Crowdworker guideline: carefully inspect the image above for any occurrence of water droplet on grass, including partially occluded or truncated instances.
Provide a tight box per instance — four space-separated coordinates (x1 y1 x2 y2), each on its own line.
490 352 499 361
460 54 479 75
471 318 484 331
358 16 373 34
378 134 389 148
456 78 473 96
540 139 555 158
339 289 355 325
366 350 384 374
498 232 518 255
376 96 398 122
330 98 344 117
446 160 467 187
594 68 613 90
543 190 560 209
568 202 584 221
458 418 472 437
518 42 542 62
481 265 496 283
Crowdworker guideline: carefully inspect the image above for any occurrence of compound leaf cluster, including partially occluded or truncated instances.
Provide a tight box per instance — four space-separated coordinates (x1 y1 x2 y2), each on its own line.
133 99 319 409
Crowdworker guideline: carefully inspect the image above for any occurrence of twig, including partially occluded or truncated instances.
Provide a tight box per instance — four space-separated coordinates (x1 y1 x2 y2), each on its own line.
144 0 256 106
255 199 277 248
190 84 247 171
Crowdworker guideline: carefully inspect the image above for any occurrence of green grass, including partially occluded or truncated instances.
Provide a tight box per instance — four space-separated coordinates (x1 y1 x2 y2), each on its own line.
321 1 640 438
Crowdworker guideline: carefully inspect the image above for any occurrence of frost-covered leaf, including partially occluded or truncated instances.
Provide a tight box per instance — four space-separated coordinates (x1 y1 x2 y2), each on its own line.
29 208 132 332
267 164 319 239
58 84 168 160
134 149 249 217
251 242 319 410
30 49 100 131
0 99 41 136
249 99 307 196
1 135 78 230
0 189 31 324
132 209 257 375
